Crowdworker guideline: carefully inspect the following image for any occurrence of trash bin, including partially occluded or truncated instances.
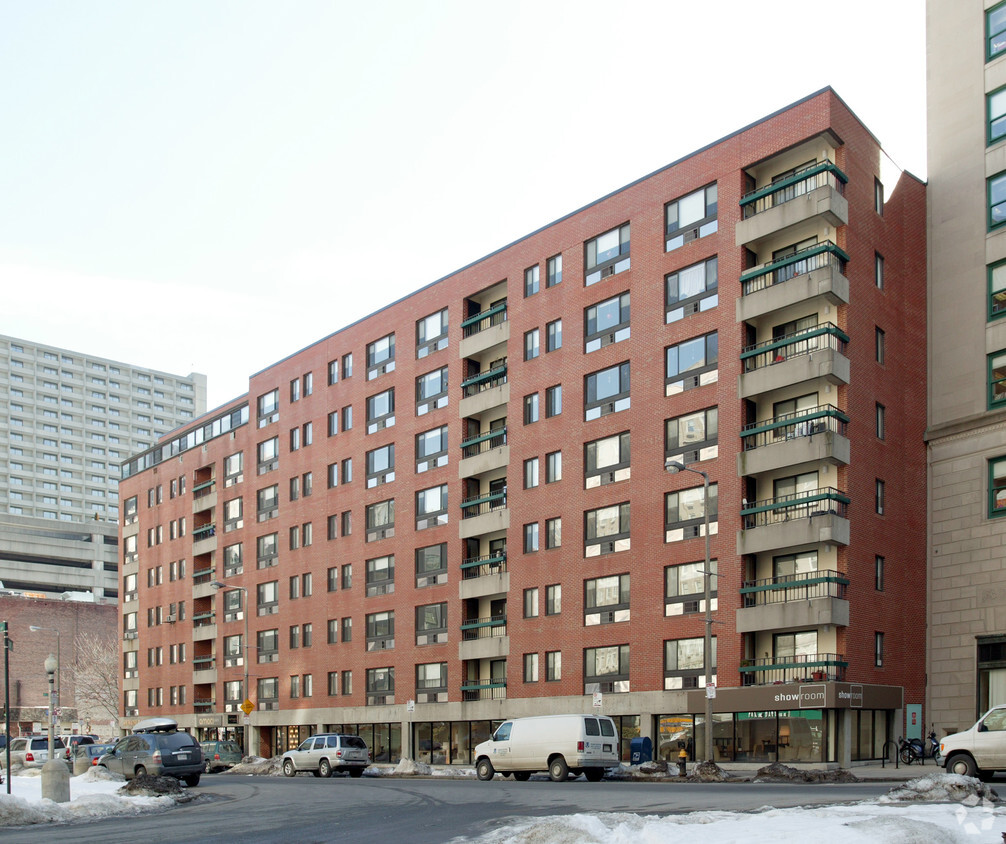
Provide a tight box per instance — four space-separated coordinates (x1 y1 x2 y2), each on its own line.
629 736 652 764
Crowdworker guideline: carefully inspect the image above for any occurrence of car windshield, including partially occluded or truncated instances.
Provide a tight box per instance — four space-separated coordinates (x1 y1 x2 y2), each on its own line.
341 736 367 749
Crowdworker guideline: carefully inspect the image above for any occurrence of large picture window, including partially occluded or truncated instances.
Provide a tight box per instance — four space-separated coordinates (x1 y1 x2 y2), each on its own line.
584 502 630 556
665 184 717 251
666 256 717 322
416 425 448 472
367 333 395 379
664 637 716 690
584 223 630 285
366 444 395 487
584 574 630 625
416 484 448 530
584 644 629 694
585 292 630 353
365 555 395 597
665 560 718 616
585 431 630 488
666 332 718 395
366 388 395 433
665 483 718 542
417 309 448 358
416 603 448 646
665 407 718 465
365 611 395 652
416 367 449 415
366 499 395 542
585 362 630 421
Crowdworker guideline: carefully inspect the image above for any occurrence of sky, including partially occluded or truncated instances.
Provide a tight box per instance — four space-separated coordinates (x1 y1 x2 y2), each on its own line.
0 0 927 411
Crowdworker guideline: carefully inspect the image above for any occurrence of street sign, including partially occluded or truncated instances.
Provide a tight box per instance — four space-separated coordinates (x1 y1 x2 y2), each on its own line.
592 691 603 708
240 699 255 715
706 683 717 699
406 699 415 713
243 716 251 725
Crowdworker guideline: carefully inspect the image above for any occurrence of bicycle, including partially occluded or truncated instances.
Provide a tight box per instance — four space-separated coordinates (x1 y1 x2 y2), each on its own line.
898 735 925 765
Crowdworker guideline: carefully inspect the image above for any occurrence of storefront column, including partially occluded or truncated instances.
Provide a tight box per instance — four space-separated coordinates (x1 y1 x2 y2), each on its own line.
836 708 852 768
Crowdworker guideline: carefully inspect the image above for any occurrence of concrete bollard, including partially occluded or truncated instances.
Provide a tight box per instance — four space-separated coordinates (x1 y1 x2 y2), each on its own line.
41 758 70 803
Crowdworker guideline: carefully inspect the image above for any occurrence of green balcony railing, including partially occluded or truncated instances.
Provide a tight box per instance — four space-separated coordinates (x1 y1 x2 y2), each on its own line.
740 322 849 373
740 241 850 296
192 479 215 498
461 681 507 701
741 569 849 607
741 487 849 529
461 427 507 458
461 365 508 398
739 653 847 685
741 404 849 450
739 161 848 218
192 523 216 540
461 489 507 519
461 615 507 641
461 301 508 337
460 551 507 580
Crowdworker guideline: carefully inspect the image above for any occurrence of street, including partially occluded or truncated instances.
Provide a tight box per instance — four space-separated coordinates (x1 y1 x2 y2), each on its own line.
1 774 896 844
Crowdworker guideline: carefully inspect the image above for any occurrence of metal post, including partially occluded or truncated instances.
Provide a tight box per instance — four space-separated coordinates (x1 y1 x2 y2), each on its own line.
29 626 60 727
3 621 11 793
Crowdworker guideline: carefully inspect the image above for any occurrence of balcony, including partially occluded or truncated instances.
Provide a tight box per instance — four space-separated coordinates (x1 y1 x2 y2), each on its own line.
460 302 509 359
459 490 509 539
193 698 216 711
459 366 509 417
192 612 217 641
736 242 850 323
459 616 508 660
739 653 847 685
192 479 216 514
738 322 850 400
459 428 508 478
460 552 508 600
737 487 850 556
735 162 848 247
736 570 850 634
461 681 506 702
193 656 217 685
738 404 850 476
192 523 217 555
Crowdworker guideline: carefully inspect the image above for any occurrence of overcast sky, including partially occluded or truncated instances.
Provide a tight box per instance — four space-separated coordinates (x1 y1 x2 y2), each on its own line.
1 0 927 410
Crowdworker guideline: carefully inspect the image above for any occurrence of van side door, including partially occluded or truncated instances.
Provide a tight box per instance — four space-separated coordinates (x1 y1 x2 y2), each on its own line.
489 721 515 769
974 708 1006 770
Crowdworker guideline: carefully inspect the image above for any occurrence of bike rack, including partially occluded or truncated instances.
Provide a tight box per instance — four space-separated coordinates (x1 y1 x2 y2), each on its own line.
882 739 898 769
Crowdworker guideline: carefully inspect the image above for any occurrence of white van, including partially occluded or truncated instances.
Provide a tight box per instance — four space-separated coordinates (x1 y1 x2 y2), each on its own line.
940 704 1006 779
474 714 620 782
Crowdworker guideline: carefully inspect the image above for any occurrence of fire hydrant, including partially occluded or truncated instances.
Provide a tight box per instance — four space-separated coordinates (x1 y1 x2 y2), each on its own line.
677 747 688 777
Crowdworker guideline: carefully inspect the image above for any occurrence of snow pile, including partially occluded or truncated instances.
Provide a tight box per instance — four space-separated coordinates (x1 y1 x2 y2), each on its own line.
227 755 283 776
394 757 432 776
879 773 1000 804
77 766 123 783
754 762 860 784
0 777 176 828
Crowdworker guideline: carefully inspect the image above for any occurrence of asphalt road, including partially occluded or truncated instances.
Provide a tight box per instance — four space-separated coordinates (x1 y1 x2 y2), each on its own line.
2 774 896 844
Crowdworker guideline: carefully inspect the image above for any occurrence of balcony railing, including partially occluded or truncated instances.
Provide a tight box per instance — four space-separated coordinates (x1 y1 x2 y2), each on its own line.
192 523 216 540
460 551 508 580
193 566 216 583
461 489 507 519
461 681 507 701
193 699 215 709
461 427 507 458
741 569 849 607
739 653 847 685
193 611 216 627
192 479 216 498
461 365 508 398
461 615 507 641
461 302 508 338
739 161 848 219
740 241 850 296
741 404 849 450
741 487 849 529
740 322 849 373
192 656 216 669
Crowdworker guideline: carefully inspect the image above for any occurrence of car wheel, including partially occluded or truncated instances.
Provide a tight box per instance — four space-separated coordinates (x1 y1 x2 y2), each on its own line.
946 754 978 777
311 768 322 777
549 756 569 782
584 768 604 782
319 760 332 778
476 758 495 781
513 771 530 781
349 768 363 778
135 765 148 778
183 774 200 787
283 759 297 777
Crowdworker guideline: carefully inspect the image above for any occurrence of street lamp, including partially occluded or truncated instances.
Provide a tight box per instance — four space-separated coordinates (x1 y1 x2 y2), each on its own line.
29 626 60 727
40 653 69 802
212 581 249 756
44 653 57 755
666 459 715 766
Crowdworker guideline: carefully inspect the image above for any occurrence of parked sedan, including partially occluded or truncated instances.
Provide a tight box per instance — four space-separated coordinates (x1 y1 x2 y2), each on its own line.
280 734 369 778
72 742 115 775
3 736 66 769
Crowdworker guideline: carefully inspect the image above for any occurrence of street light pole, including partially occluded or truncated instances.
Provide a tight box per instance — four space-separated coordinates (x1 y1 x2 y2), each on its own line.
29 626 60 726
666 459 714 766
212 581 249 756
44 654 57 756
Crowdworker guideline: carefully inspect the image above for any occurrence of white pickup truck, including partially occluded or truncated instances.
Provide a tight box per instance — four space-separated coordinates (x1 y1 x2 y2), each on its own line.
940 704 1006 779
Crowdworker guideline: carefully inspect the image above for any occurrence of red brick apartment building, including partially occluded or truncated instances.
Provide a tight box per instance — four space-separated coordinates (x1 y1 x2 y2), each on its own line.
119 88 927 767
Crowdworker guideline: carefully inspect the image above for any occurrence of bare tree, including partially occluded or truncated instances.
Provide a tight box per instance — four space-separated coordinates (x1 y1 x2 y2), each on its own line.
69 631 120 729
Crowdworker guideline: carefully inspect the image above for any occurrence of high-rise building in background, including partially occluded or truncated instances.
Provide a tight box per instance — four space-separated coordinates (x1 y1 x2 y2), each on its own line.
0 333 206 599
926 0 1006 732
120 88 927 767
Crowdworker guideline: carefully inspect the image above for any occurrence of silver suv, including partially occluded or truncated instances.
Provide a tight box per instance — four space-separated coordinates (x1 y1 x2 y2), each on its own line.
4 736 65 769
281 734 369 778
97 718 202 786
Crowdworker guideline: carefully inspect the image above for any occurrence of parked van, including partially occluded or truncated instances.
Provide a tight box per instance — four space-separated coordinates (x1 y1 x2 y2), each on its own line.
940 704 1006 779
474 714 619 782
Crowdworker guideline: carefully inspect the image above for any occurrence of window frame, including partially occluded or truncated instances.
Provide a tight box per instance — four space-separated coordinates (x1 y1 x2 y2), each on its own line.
585 291 630 353
584 223 630 285
991 455 1006 518
584 573 630 625
665 183 718 251
416 308 449 358
665 331 718 395
366 387 395 433
416 366 449 415
665 482 718 541
415 425 448 472
585 431 630 488
989 1 1006 61
365 498 395 542
665 255 718 322
583 644 630 694
584 501 630 556
989 350 1006 409
665 406 718 465
366 333 396 380
415 484 448 530
584 361 630 421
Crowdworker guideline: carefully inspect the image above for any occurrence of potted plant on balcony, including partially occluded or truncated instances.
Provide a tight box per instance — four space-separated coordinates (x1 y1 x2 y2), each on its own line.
811 670 826 681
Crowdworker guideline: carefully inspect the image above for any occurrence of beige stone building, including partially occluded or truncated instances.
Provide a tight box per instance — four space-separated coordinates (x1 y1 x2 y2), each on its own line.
927 0 1006 732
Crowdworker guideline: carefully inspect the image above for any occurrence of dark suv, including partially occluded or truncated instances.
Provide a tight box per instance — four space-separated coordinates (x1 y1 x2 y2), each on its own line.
98 718 202 786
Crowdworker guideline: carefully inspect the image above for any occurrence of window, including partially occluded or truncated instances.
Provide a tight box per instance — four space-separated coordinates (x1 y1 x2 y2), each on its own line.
365 555 395 596
990 351 1006 408
328 358 339 385
546 651 561 681
545 385 562 418
523 653 539 683
289 427 301 452
342 617 353 642
666 407 718 465
989 1 1006 59
666 331 718 395
991 261 1006 320
584 644 629 694
415 484 448 529
328 619 339 644
585 362 630 421
665 184 717 251
585 502 630 555
524 457 539 489
546 451 562 483
342 670 353 695
257 389 279 427
416 662 448 703
546 319 562 351
416 425 448 471
327 462 340 488
415 603 447 645
992 456 1006 518
417 308 449 358
416 543 447 587
342 405 352 430
223 497 243 532
546 584 561 615
343 456 354 483
664 637 716 690
585 292 630 352
585 223 630 285
875 632 885 668
524 328 540 361
585 431 630 488
367 333 395 379
257 532 278 568
876 479 885 515
328 410 339 436
875 252 885 290
523 588 539 618
875 555 885 591
256 582 278 616
303 421 313 446
523 522 539 552
366 498 395 542
547 254 562 287
416 366 449 415
224 452 243 486
366 388 395 433
523 393 539 424
546 517 561 549
342 352 353 378
366 444 395 487
342 510 352 536
365 611 395 651
875 327 886 364
874 178 884 215
524 265 540 297
876 403 886 439
256 485 278 521
665 560 718 616
366 667 394 705
585 574 630 625
666 256 718 322
290 625 300 649
665 483 718 541
257 437 279 473
290 377 300 403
